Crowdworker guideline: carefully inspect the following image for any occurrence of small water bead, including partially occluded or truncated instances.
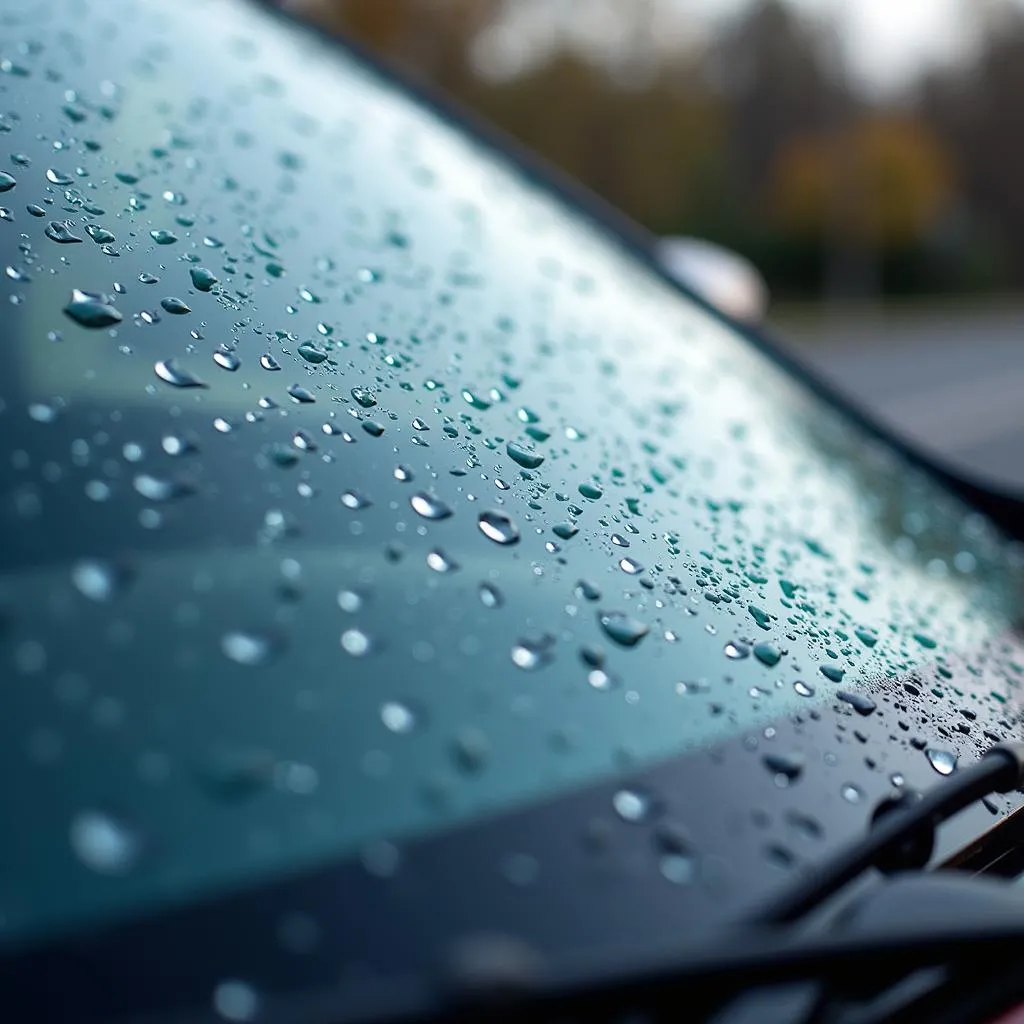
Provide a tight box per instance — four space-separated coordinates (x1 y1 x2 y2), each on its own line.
154 359 207 388
393 465 414 482
836 690 877 716
613 787 657 823
793 680 816 698
511 636 554 670
762 750 806 783
287 384 316 403
26 203 46 217
46 168 75 185
150 228 177 245
71 559 125 601
926 748 958 776
362 420 385 437
298 340 328 364
337 589 363 613
752 642 782 667
0 171 15 191
212 980 259 1023
723 641 749 660
381 701 417 734
410 492 452 520
578 482 603 500
340 489 371 510
478 510 520 545
426 548 458 573
619 557 644 575
341 628 372 657
260 354 281 371
411 417 430 431
69 809 143 875
139 272 159 284
479 581 504 608
841 783 863 804
553 521 579 540
221 628 284 666
160 296 191 314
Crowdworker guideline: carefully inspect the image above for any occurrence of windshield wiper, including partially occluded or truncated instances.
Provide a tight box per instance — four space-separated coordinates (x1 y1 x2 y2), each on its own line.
417 744 1024 1024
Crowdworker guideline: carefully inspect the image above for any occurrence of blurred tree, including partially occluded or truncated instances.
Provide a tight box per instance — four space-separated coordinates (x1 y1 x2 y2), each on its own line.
771 117 954 248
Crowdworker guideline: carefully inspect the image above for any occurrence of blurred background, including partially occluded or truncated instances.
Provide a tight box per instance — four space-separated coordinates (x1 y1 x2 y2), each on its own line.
285 0 1024 488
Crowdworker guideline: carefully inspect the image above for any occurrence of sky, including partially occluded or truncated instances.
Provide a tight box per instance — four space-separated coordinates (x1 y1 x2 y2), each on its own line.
473 0 1013 95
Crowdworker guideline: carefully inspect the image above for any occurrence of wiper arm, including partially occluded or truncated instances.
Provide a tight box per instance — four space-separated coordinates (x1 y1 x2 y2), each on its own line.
423 745 1024 1023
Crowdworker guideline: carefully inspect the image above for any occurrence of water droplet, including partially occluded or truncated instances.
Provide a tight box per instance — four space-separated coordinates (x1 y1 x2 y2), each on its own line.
763 750 805 783
362 420 385 438
613 787 657 823
46 168 74 185
451 728 489 773
427 548 458 573
341 628 372 657
287 384 316 403
160 296 191 314
724 641 749 660
553 521 579 540
598 611 649 647
619 557 644 575
84 223 115 244
410 492 452 520
341 489 371 510
394 464 414 483
155 358 207 388
150 228 177 245
221 628 284 666
820 664 845 683
350 386 376 408
162 433 196 456
138 272 159 284
71 559 127 601
260 353 281 371
753 642 781 667
212 980 259 1022
926 748 957 776
506 441 544 470
841 783 863 804
213 349 240 371
133 473 193 501
511 635 554 670
298 340 328 364
190 266 218 291
478 510 520 545
62 288 123 328
461 388 490 410
45 219 83 244
794 680 816 698
69 809 142 875
0 171 15 192
836 690 877 716
479 581 504 608
578 482 603 500
381 701 417 734
26 203 46 217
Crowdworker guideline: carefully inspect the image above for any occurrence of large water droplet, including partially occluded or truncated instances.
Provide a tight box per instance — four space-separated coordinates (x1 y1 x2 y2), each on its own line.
213 349 240 372
298 341 328 364
160 296 191 314
190 266 218 291
287 384 316 403
506 441 544 470
84 223 115 244
553 521 579 540
150 228 177 245
44 220 82 244
426 548 458 573
221 628 285 666
511 635 554 670
212 980 260 1022
69 809 143 875
613 787 658 823
837 690 877 716
340 628 372 657
763 750 805 783
598 611 649 647
260 354 281 371
410 492 452 520
723 641 749 660
350 386 376 408
155 358 207 388
478 510 520 545
926 748 957 776
71 559 127 601
340 489 371 510
64 288 122 328
46 168 74 185
381 700 418 734
0 171 15 192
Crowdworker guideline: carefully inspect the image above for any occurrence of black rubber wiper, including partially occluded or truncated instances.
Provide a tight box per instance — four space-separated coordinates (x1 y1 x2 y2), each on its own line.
419 745 1024 1023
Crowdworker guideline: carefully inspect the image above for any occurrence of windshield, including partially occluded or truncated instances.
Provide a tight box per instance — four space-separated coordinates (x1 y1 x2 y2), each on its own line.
1 0 1023 947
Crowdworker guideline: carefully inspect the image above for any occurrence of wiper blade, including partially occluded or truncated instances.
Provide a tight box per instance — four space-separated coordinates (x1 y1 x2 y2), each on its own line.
420 745 1024 1023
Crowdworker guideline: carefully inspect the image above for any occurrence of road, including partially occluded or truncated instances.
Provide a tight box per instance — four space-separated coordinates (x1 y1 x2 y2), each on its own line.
774 305 1024 492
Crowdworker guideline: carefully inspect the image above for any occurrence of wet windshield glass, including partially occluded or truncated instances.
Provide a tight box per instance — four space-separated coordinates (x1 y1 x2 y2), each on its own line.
0 0 1022 945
